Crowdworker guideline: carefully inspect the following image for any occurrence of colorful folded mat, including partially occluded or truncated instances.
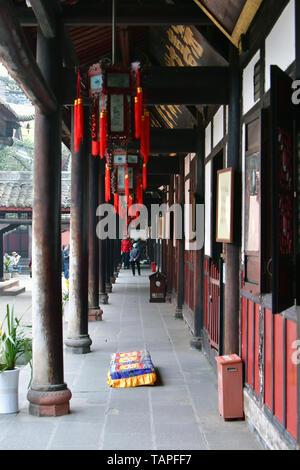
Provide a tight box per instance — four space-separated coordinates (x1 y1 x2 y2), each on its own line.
107 350 157 388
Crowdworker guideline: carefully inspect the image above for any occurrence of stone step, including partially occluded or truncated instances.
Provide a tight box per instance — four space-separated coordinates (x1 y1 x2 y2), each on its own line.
0 278 20 293
1 286 26 296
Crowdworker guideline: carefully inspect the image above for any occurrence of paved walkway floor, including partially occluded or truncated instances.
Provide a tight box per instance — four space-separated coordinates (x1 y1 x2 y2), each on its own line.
0 269 262 450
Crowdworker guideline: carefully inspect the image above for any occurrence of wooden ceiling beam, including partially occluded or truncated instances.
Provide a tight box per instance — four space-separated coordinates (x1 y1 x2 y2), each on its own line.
193 0 263 50
128 128 198 154
142 66 229 105
29 0 57 38
18 3 211 27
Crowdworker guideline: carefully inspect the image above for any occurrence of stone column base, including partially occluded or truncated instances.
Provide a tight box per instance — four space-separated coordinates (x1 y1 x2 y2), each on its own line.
27 385 72 417
88 307 103 322
174 307 183 319
190 336 202 350
65 334 92 354
99 292 109 304
106 283 112 293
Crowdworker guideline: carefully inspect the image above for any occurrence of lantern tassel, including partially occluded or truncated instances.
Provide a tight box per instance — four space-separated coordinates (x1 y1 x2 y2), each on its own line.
105 163 111 202
114 193 119 214
140 113 145 159
125 165 129 204
143 163 147 190
74 70 83 153
91 99 100 157
144 110 150 164
135 87 143 139
100 109 107 159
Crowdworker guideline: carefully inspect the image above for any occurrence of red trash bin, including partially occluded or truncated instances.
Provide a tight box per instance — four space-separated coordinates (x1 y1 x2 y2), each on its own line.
215 354 244 420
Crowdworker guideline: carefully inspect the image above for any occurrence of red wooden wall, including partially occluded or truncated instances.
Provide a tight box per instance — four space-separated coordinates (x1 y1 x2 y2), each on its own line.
241 296 297 441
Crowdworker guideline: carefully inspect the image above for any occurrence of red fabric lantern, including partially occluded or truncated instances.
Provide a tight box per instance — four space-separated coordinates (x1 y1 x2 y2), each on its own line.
128 194 133 213
140 113 145 159
125 165 129 203
136 175 143 205
142 162 147 190
100 109 107 159
144 110 150 164
105 163 111 202
74 70 83 153
114 193 119 214
135 86 143 139
91 98 100 157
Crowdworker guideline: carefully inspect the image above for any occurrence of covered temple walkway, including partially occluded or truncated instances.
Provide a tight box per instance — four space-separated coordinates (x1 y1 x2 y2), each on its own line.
0 270 261 450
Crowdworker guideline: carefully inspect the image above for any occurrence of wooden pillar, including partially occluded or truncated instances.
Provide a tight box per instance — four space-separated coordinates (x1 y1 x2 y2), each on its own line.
223 46 241 355
106 239 112 293
98 170 109 304
65 105 92 353
27 28 71 416
110 237 116 284
88 154 103 321
175 158 185 319
191 125 205 350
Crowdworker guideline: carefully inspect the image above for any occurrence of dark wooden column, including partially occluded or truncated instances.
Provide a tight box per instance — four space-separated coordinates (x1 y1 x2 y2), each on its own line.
88 154 103 321
223 46 241 355
98 169 109 304
106 239 113 293
110 236 116 284
27 28 71 417
191 125 205 350
175 158 185 319
65 105 92 353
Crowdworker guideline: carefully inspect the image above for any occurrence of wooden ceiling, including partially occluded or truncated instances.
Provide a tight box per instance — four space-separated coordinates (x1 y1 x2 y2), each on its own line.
9 0 264 136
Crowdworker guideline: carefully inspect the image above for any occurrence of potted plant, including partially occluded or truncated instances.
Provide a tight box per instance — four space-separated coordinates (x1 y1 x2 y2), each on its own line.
3 258 11 280
0 305 32 414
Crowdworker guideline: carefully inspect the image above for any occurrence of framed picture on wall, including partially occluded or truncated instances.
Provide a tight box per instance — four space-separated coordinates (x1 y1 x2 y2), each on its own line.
216 167 234 243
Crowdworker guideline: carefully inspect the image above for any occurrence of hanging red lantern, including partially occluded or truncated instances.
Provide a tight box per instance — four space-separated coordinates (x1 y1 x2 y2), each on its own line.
125 164 130 203
136 175 143 205
105 163 111 202
140 113 145 159
144 110 150 164
74 70 83 153
142 162 147 190
114 192 119 213
128 194 133 212
91 98 100 157
100 109 107 159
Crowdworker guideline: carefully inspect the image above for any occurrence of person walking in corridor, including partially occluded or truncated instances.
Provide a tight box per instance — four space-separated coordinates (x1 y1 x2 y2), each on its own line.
62 244 70 280
130 242 141 276
121 235 132 269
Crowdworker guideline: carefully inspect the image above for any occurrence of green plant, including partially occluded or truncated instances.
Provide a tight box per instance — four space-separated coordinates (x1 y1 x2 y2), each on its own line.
3 258 10 273
0 305 32 376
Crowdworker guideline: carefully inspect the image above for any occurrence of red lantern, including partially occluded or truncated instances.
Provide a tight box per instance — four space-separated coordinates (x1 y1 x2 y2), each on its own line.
100 109 107 159
74 70 83 153
125 165 130 203
142 162 147 190
105 163 111 202
114 192 119 213
91 98 100 156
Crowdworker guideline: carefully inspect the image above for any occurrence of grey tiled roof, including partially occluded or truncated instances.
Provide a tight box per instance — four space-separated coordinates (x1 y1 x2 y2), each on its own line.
0 171 70 209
